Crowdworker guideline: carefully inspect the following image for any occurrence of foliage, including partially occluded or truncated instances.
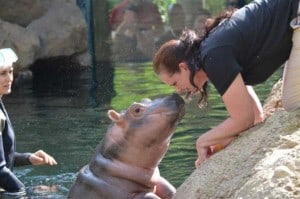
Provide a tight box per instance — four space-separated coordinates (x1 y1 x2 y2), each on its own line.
108 0 121 11
203 0 226 15
203 0 254 15
152 0 176 22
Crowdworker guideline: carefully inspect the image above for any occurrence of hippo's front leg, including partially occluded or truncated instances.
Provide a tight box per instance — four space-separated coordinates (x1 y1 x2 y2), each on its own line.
154 176 176 199
133 176 175 199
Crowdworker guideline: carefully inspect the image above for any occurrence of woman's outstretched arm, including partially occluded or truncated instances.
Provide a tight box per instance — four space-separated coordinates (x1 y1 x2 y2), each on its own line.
195 73 255 167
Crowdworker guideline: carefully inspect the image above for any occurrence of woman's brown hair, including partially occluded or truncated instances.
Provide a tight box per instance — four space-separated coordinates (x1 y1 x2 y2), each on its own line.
153 9 236 108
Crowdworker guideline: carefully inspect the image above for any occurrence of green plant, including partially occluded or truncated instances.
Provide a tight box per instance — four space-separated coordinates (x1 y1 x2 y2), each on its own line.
203 0 226 15
153 0 176 22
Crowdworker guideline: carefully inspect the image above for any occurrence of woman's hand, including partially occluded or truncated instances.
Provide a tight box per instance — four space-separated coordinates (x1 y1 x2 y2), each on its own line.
195 137 235 168
194 142 220 168
28 150 57 166
195 143 211 168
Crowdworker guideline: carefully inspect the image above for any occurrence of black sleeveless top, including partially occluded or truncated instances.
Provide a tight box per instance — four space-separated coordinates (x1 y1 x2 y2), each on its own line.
200 0 298 95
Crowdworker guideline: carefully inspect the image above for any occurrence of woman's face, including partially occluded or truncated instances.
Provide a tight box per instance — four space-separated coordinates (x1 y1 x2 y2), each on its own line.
0 66 13 96
158 63 199 95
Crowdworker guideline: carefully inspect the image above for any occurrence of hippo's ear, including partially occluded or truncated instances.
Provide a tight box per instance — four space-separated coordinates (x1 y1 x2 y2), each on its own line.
107 110 123 124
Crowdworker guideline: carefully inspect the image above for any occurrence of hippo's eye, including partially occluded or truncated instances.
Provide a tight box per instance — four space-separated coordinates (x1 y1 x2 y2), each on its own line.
129 104 145 117
133 106 144 114
134 107 141 113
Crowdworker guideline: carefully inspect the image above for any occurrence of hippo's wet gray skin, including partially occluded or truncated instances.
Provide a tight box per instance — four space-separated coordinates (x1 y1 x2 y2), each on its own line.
68 93 185 199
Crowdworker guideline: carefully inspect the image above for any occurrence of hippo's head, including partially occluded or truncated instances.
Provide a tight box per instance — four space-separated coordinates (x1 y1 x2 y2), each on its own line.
101 93 185 166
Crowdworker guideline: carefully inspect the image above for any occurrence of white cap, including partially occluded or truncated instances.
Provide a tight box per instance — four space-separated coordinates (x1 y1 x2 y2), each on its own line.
0 48 18 67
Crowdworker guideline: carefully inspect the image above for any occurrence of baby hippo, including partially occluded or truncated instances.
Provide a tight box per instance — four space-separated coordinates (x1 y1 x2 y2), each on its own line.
68 93 185 199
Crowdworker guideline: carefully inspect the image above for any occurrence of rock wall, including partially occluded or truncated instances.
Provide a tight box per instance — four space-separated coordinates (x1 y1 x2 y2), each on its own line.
0 0 88 73
175 80 300 198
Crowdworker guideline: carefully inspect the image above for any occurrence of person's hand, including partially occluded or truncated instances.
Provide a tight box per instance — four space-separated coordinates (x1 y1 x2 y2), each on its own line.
194 144 211 168
28 150 57 166
195 137 235 168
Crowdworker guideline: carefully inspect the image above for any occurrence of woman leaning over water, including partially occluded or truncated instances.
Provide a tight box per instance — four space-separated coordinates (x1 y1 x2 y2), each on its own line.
153 0 300 168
